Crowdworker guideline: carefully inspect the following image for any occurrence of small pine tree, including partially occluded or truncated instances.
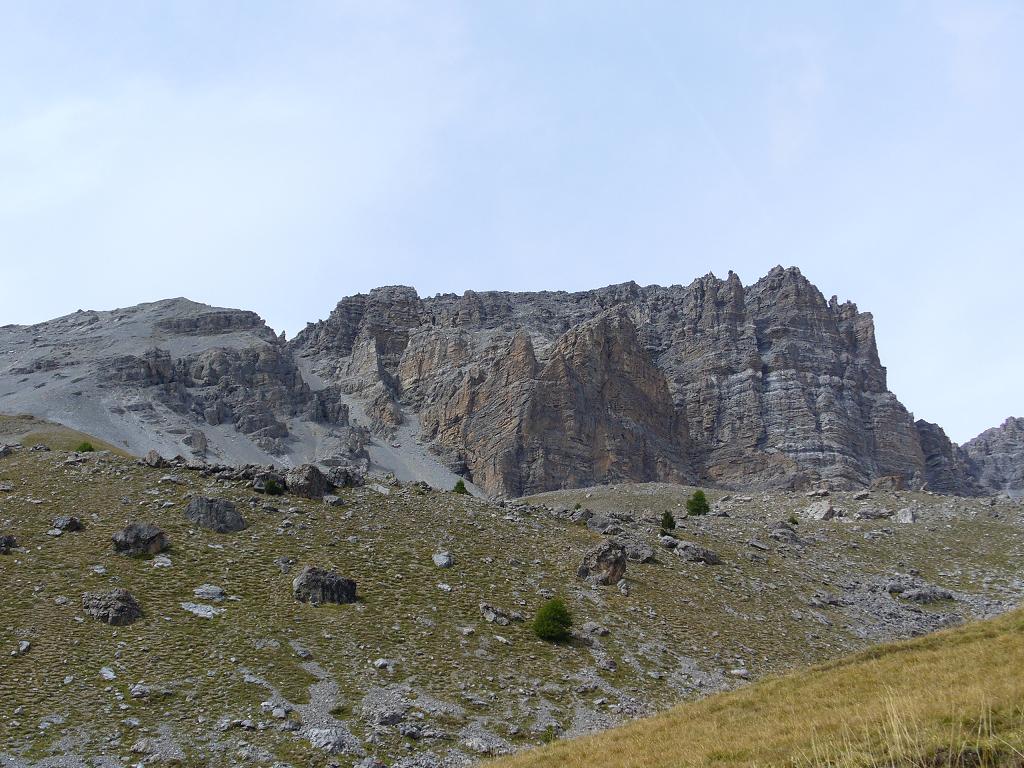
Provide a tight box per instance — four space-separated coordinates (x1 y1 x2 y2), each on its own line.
660 509 676 533
532 597 573 642
686 489 710 516
75 441 95 453
452 479 469 495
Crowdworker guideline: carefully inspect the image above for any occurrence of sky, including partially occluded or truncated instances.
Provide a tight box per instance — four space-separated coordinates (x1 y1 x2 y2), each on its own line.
0 1 1021 443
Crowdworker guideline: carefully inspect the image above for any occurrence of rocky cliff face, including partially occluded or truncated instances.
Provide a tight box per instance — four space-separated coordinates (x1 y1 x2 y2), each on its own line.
963 417 1024 496
291 267 994 496
0 298 366 468
2 270 1015 497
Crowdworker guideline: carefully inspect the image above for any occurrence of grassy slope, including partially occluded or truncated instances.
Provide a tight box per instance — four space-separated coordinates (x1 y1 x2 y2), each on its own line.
0 414 130 456
491 607 1024 768
1 441 1022 766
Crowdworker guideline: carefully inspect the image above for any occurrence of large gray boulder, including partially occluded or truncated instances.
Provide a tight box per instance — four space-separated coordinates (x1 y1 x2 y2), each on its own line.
285 464 334 500
674 541 721 565
576 540 627 586
112 523 169 556
803 500 837 520
82 588 143 625
184 497 248 533
292 566 357 605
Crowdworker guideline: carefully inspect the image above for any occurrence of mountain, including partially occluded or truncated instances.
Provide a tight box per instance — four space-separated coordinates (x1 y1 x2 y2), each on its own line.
1 268 1018 497
963 417 1024 496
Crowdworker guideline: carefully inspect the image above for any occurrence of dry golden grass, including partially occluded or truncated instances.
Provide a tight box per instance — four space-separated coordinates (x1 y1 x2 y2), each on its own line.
492 608 1024 768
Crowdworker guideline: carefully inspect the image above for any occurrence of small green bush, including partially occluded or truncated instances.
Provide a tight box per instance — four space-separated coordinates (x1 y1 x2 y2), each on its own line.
452 479 469 495
788 513 799 526
264 478 284 496
660 509 676 533
532 597 573 642
75 441 95 453
686 489 710 516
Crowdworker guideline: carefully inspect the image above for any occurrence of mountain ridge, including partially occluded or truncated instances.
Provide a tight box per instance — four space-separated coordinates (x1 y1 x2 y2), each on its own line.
1 267 1020 497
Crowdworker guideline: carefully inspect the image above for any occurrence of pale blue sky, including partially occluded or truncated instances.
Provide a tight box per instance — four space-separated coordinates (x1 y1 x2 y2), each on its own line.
0 1 1021 442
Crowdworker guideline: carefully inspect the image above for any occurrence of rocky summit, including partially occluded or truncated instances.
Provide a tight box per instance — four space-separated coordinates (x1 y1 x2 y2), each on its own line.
2 267 1018 498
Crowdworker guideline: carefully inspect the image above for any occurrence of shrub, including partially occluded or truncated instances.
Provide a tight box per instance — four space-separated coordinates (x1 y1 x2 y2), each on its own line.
533 597 573 642
75 441 95 453
660 509 676 533
264 478 284 496
452 479 469 495
686 489 710 516
788 513 799 526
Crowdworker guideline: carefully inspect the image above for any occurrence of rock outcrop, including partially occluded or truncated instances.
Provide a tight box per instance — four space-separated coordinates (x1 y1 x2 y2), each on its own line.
292 267 999 496
2 270 1016 498
963 417 1024 496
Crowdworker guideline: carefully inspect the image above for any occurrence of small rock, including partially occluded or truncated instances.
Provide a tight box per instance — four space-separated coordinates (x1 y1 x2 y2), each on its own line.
180 602 225 619
193 584 226 601
432 551 455 568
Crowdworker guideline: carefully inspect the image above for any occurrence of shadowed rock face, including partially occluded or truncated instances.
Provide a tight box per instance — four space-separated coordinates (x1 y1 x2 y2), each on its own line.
292 267 992 496
963 417 1024 496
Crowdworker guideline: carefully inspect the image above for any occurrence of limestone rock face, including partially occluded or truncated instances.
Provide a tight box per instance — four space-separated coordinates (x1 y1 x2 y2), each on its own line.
914 420 978 494
1 272 1011 497
292 267 989 496
963 417 1024 496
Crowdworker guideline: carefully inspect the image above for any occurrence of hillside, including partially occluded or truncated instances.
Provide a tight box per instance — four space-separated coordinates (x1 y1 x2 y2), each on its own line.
1 436 1022 766
3 270 1021 497
491 606 1024 768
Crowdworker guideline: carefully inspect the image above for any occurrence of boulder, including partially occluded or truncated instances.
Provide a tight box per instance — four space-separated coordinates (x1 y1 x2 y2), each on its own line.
0 534 18 554
184 497 248 533
52 515 84 532
0 444 14 458
576 540 627 586
871 475 905 492
143 449 168 468
768 520 799 544
285 464 334 500
803 500 836 520
479 602 524 625
252 471 286 495
894 507 918 524
82 588 143 625
901 585 953 603
112 523 169 556
674 541 721 564
292 565 357 605
432 551 455 568
614 536 656 563
855 506 892 520
326 464 367 488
